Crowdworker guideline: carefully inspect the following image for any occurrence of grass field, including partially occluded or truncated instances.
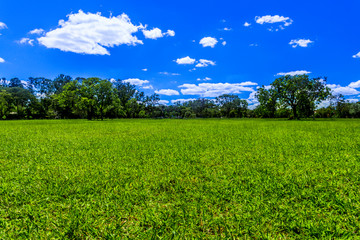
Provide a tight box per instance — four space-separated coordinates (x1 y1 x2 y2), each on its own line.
1 119 360 239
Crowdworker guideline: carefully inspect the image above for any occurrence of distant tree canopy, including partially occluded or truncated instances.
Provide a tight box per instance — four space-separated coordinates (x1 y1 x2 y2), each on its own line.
0 74 359 120
256 74 332 119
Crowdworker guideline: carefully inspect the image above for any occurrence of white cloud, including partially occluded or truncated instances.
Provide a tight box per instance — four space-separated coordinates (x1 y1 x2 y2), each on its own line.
328 84 360 96
158 100 169 105
224 27 232 31
142 85 153 89
0 57 5 63
171 98 197 104
155 89 180 96
159 72 180 76
353 52 360 58
175 56 196 65
179 82 255 97
247 91 259 108
347 99 359 103
239 81 258 86
244 22 251 27
19 38 35 46
142 28 175 39
255 15 293 27
38 10 145 55
277 70 311 76
348 80 360 88
195 59 216 68
199 37 218 48
142 68 148 71
0 22 7 30
143 28 163 39
222 41 227 46
123 78 150 86
29 28 44 35
166 30 175 37
197 77 212 81
289 39 313 48
249 43 258 47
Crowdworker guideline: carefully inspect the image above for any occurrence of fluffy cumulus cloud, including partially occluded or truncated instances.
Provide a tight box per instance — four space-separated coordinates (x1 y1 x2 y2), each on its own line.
255 15 293 27
327 84 360 96
244 22 251 27
155 89 180 96
199 37 218 48
289 39 313 48
277 70 311 76
195 59 216 68
122 78 149 86
348 80 360 88
175 56 196 65
0 57 5 63
223 27 232 31
142 28 175 39
143 28 162 39
29 28 44 35
179 82 256 97
353 52 360 58
37 10 172 55
19 38 35 46
171 98 197 104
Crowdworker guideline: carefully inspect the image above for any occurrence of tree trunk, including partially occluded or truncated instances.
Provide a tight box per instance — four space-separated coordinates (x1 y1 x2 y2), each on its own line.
100 107 103 121
292 105 298 119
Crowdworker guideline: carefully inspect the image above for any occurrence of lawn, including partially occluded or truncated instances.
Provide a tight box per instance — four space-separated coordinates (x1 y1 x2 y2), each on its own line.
1 119 360 239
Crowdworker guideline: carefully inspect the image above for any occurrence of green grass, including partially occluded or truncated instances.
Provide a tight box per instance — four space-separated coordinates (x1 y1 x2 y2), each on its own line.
1 119 360 239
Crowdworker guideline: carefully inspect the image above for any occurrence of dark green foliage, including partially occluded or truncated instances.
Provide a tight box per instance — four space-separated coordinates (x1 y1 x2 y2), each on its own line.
255 87 277 118
216 94 248 118
257 75 332 119
0 74 359 120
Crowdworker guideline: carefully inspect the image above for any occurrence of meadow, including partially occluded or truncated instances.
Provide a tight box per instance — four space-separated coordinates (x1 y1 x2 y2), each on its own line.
1 119 360 239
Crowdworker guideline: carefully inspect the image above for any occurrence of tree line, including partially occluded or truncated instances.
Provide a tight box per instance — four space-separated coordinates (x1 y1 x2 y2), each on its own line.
0 74 359 120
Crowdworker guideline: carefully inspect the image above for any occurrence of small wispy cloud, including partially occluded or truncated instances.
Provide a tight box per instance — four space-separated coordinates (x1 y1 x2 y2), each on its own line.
289 39 313 48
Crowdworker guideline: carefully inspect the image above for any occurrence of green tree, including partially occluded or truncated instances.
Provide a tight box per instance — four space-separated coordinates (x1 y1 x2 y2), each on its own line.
9 78 23 88
255 86 277 118
0 90 12 119
76 78 115 120
6 87 35 118
216 94 248 118
271 75 331 119
54 80 81 118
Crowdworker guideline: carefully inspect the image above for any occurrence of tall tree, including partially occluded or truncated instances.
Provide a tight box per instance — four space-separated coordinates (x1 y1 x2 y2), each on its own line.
270 74 331 119
53 74 72 94
216 94 248 118
9 78 23 88
76 78 115 120
255 86 277 118
0 90 12 119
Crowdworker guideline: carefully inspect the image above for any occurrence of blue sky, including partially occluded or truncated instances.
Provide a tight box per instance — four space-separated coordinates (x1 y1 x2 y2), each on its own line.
0 0 360 105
